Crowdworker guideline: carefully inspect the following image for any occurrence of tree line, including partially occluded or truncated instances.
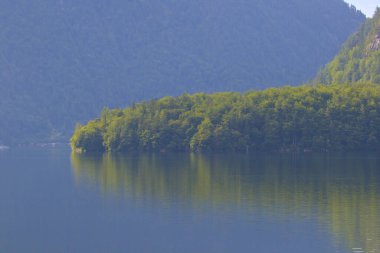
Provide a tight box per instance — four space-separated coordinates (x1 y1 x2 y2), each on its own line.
71 83 380 153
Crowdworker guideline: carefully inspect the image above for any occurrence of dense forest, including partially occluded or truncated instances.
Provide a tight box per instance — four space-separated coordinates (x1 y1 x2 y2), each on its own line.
0 0 365 144
71 84 380 153
314 8 380 84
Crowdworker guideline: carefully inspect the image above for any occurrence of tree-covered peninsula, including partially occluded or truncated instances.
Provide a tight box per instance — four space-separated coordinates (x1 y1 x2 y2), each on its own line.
71 84 380 153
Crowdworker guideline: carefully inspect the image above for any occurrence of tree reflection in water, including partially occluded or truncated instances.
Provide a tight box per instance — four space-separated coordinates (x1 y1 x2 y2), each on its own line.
71 152 380 252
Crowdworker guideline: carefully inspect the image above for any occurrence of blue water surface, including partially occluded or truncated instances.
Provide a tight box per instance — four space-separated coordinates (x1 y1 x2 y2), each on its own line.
0 147 378 253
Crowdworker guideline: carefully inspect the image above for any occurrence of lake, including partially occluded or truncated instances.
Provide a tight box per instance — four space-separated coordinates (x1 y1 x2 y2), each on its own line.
0 147 379 253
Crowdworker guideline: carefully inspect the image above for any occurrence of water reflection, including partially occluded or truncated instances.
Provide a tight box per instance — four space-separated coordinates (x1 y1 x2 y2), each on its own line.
71 153 380 252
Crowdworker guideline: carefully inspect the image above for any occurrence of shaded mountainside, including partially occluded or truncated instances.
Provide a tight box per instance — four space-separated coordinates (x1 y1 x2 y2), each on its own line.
0 0 365 144
71 84 380 153
314 8 380 84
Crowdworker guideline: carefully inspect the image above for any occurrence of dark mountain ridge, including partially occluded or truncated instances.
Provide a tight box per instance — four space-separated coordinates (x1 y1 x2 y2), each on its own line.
0 0 365 144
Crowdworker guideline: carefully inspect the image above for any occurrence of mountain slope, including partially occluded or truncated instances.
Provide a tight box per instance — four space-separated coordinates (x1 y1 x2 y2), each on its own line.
314 8 380 84
0 0 365 144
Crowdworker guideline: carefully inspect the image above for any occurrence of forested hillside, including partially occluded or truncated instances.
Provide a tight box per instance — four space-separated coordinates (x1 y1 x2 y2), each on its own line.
315 8 380 84
71 84 380 153
0 0 364 144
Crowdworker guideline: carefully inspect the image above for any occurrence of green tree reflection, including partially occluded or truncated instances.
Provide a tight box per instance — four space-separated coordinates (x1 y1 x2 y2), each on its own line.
71 153 380 252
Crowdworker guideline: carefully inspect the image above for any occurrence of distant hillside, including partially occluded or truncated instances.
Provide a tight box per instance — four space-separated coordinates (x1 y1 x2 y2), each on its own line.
314 8 380 84
0 0 365 144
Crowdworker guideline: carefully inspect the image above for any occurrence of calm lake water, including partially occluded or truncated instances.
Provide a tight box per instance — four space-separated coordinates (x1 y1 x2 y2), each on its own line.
0 147 379 253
